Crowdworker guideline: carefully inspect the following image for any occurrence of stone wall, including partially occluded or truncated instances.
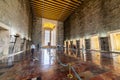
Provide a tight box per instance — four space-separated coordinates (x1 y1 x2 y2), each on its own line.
64 0 120 40
0 0 32 38
57 21 64 46
0 30 9 56
32 17 42 46
0 0 32 56
32 18 64 46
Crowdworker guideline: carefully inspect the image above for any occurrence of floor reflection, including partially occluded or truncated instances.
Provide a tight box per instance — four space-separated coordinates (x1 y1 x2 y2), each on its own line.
0 49 120 80
41 49 56 65
112 53 120 71
101 52 113 69
83 51 92 62
91 51 101 66
7 56 14 66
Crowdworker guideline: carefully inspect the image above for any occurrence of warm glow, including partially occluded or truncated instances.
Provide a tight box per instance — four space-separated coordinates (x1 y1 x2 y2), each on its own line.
73 39 76 45
43 22 55 30
64 41 66 52
80 38 85 48
51 29 56 46
67 40 71 55
44 30 50 46
110 32 120 51
68 40 70 48
44 29 56 46
64 41 66 47
91 36 100 50
112 54 120 70
91 52 101 66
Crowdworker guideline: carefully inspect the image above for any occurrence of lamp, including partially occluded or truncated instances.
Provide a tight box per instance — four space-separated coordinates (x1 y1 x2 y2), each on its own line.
21 37 26 44
10 35 15 43
10 34 19 53
14 34 19 37
10 34 19 43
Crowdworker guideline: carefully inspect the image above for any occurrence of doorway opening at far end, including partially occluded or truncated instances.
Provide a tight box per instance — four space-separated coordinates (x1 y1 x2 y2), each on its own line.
43 22 56 48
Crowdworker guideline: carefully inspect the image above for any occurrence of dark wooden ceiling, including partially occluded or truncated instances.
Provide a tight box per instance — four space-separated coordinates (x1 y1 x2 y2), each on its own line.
30 0 84 21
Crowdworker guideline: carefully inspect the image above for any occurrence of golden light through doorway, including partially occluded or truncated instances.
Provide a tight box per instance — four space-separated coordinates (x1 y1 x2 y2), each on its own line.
43 22 55 30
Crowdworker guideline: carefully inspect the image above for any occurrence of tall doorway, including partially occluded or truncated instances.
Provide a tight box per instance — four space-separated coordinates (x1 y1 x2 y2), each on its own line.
43 22 56 47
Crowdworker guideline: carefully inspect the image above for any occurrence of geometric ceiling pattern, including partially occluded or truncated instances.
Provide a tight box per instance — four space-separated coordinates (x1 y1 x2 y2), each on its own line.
30 0 84 21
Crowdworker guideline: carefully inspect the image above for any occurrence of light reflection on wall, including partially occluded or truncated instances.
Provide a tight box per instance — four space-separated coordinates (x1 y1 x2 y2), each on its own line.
91 36 100 50
64 41 67 53
80 38 85 49
110 33 120 51
67 40 71 55
73 39 76 45
64 41 66 47
10 28 27 39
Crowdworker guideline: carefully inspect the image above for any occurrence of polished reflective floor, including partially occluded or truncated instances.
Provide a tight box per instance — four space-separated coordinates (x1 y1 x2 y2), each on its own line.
0 48 120 80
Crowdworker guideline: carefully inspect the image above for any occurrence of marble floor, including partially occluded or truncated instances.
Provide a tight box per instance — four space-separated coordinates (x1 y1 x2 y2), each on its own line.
0 48 120 80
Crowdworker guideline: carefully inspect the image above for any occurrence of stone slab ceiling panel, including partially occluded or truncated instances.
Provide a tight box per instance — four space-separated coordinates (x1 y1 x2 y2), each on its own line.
30 0 84 21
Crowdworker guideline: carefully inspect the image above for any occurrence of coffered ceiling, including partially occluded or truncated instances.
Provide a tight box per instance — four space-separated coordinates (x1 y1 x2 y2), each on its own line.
30 0 84 21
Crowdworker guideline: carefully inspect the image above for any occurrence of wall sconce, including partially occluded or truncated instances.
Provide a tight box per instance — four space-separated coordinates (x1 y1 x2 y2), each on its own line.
14 34 19 43
14 34 19 37
10 35 15 43
10 34 19 43
21 37 26 44
10 34 19 53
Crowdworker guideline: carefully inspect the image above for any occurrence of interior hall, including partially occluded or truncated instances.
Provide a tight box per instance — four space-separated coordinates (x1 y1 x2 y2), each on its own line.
0 0 120 80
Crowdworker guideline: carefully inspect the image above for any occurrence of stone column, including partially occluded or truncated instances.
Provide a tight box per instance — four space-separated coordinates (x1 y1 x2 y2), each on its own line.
56 21 64 46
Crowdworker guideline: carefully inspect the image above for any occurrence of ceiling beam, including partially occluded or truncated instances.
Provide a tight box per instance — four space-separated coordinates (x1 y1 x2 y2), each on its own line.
33 9 71 16
31 6 73 14
30 0 84 21
45 0 79 8
55 0 81 6
30 2 76 11
31 0 77 10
